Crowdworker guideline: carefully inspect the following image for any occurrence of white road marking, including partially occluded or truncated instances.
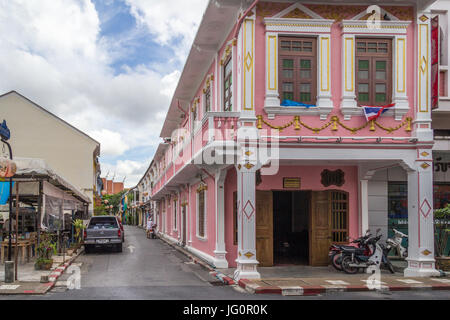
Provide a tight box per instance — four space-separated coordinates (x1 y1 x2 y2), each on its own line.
326 280 350 285
396 279 423 284
128 245 135 253
430 278 450 283
0 285 20 290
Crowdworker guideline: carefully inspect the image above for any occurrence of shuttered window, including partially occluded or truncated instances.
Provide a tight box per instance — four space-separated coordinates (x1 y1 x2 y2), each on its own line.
331 191 349 243
198 190 206 238
233 191 238 245
356 38 392 106
279 36 317 105
204 86 211 113
223 56 233 111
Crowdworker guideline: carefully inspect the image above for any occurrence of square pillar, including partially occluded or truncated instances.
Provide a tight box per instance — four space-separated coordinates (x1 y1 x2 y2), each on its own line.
234 121 260 281
213 168 228 268
404 155 439 277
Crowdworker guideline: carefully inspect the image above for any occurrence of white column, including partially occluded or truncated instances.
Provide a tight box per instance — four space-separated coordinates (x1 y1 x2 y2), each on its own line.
316 35 333 120
404 157 439 277
234 123 260 280
393 35 409 120
341 35 358 120
214 169 228 268
359 179 369 235
264 32 280 108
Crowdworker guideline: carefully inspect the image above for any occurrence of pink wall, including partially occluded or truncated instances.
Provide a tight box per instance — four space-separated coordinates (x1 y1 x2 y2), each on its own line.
254 6 416 139
189 177 217 258
224 167 238 267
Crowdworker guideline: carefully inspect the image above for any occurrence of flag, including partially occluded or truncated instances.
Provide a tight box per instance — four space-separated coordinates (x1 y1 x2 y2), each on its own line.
362 103 396 122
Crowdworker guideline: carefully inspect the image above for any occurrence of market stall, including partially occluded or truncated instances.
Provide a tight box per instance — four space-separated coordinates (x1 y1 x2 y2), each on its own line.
0 157 90 263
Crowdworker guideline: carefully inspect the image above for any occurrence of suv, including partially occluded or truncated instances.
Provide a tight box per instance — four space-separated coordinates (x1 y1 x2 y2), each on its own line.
84 216 123 253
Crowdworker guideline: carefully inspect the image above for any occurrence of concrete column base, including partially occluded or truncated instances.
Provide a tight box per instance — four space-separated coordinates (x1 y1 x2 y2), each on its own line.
213 250 228 269
234 259 260 281
404 259 440 277
4 261 15 283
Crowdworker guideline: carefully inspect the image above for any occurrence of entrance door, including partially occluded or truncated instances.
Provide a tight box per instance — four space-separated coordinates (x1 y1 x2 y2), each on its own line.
309 191 332 266
256 191 273 267
182 206 187 245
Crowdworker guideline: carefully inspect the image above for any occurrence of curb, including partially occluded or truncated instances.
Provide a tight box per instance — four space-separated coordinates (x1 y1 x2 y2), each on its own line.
237 280 450 296
44 246 85 294
156 232 237 286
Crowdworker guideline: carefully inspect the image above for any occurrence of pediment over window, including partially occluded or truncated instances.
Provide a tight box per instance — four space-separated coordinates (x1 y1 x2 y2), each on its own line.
271 3 324 20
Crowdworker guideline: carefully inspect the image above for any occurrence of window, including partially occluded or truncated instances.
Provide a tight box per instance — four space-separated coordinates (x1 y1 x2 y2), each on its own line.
279 36 317 105
204 86 211 113
356 38 392 106
233 191 238 245
198 189 206 238
223 56 233 111
173 199 177 231
331 191 349 243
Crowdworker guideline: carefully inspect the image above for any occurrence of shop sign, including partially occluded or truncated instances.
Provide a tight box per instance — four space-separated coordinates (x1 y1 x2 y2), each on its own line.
283 178 301 189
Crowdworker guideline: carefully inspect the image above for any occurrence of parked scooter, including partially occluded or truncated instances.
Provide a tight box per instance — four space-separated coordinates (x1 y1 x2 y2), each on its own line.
328 230 372 271
385 228 408 258
149 224 157 239
341 229 395 274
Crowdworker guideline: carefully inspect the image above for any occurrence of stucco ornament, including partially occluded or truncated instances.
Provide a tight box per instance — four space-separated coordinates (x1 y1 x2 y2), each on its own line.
0 158 16 178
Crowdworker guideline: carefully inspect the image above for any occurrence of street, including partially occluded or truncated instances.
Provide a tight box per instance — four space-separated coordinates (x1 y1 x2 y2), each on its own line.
0 226 447 301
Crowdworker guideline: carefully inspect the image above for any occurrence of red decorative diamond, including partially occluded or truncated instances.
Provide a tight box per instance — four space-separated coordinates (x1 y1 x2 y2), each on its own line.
420 199 432 219
243 200 255 220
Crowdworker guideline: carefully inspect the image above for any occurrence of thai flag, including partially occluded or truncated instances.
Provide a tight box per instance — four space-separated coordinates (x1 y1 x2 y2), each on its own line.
362 103 396 121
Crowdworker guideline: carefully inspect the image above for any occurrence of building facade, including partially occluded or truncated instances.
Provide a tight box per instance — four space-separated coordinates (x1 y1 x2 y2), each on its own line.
143 0 447 279
0 91 101 216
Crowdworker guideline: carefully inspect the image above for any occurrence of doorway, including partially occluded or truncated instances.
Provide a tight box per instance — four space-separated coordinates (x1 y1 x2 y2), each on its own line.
273 191 310 265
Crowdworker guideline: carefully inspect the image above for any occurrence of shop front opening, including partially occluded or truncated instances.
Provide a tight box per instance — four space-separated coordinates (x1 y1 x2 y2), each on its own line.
273 191 310 265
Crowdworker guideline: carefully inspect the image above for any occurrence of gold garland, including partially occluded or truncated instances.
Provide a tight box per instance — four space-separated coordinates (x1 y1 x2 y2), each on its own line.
256 115 412 134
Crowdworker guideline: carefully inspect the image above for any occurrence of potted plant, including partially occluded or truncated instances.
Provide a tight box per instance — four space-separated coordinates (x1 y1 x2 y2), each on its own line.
35 233 57 270
434 204 450 271
72 219 85 252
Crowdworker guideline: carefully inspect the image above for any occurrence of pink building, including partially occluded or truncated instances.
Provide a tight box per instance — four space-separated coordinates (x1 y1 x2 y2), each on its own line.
145 0 446 280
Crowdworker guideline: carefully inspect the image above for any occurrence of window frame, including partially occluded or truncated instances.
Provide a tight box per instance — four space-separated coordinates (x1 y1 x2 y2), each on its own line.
355 37 393 107
196 187 207 240
173 199 178 232
330 190 349 244
223 55 233 111
278 36 318 105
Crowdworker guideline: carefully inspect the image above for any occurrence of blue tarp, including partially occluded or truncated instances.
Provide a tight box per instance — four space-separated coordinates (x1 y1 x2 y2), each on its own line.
0 181 14 205
281 100 317 108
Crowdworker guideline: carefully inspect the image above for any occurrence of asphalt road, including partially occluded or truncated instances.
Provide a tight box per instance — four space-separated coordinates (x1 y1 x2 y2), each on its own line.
4 226 450 301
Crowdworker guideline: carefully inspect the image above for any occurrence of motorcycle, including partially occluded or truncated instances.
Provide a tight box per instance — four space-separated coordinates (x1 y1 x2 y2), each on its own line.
385 228 408 259
149 224 157 239
328 230 372 271
341 229 395 274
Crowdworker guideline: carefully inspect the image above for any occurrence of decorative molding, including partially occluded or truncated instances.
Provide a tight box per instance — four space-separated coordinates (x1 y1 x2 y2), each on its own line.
265 18 335 33
341 20 411 35
220 39 237 66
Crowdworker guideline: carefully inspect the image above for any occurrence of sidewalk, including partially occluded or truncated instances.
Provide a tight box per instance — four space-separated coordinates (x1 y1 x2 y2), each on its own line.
215 265 450 296
0 248 84 295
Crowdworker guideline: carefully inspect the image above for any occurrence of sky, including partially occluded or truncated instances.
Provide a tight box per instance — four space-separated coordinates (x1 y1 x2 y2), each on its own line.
0 0 209 188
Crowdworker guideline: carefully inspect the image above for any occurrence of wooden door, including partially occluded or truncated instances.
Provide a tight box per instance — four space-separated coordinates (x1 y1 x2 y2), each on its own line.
256 191 273 267
182 206 186 245
309 191 332 266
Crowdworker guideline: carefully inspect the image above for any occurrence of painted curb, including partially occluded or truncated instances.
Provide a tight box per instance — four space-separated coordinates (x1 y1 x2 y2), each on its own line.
238 281 450 296
44 246 85 294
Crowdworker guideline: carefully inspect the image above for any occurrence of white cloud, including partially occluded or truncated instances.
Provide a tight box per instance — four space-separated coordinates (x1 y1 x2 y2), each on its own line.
0 0 205 187
90 129 130 157
101 159 150 188
125 0 208 62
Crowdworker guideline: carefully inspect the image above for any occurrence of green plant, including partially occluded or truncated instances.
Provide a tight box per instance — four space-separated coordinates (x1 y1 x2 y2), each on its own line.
72 219 85 244
36 233 57 260
434 204 450 257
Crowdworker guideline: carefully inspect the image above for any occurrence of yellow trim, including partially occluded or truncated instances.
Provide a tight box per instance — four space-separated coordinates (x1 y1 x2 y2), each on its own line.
396 38 406 93
418 24 429 113
320 37 330 92
243 19 255 111
345 38 354 92
268 35 277 91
